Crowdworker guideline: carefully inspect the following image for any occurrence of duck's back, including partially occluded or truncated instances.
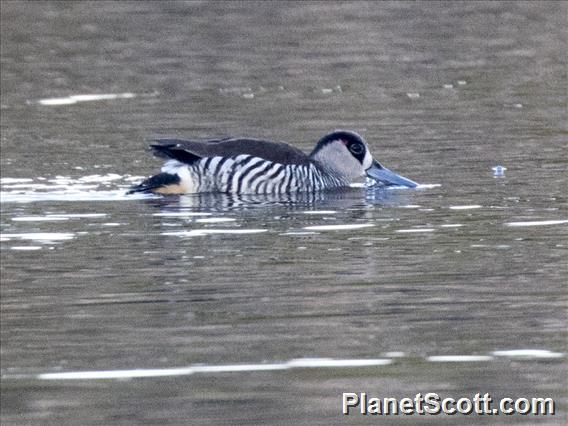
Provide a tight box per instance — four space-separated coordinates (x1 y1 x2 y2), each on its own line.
151 137 312 166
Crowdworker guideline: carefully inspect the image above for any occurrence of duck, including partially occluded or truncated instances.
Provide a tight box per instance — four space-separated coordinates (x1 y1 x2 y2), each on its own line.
128 130 418 195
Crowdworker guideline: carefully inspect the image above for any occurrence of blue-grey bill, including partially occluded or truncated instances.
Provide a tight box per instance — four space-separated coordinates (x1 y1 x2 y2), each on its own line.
366 160 418 188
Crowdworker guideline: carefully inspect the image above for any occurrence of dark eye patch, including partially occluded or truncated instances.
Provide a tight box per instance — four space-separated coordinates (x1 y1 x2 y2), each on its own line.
349 143 364 155
311 130 368 162
345 141 366 164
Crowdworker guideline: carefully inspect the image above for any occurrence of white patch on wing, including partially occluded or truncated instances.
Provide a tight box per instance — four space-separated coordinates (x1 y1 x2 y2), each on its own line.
159 160 196 193
161 160 184 174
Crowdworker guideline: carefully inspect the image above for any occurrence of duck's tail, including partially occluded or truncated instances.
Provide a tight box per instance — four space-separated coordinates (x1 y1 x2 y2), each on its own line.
127 173 182 194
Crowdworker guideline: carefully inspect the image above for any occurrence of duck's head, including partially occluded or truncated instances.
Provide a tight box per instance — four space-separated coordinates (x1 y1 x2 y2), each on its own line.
309 130 418 188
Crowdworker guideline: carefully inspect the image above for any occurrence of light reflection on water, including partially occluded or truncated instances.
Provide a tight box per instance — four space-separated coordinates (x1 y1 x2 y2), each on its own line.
22 349 563 381
1 1 567 424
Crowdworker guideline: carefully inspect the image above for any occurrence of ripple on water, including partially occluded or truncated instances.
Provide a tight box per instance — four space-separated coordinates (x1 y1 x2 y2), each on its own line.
492 349 564 359
0 175 148 203
152 212 212 217
303 224 375 231
29 348 564 381
505 220 568 227
0 178 34 184
195 218 236 223
54 213 108 218
427 355 494 362
161 229 268 237
396 228 435 233
415 184 441 189
449 205 482 210
12 216 69 222
301 210 338 215
11 213 108 222
33 92 137 106
35 358 392 380
0 190 140 203
280 231 320 236
9 246 43 251
1 232 75 243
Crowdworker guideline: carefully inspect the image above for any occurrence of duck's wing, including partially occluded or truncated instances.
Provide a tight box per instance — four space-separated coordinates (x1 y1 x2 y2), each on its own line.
150 137 311 166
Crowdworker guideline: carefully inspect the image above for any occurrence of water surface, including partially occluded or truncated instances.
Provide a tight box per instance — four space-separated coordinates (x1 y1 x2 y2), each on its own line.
1 1 566 424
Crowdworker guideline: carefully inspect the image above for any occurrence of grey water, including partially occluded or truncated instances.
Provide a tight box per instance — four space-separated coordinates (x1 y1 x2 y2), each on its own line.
1 1 567 424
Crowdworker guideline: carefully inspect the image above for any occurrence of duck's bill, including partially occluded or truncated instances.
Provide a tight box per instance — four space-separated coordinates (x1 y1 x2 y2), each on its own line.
366 160 418 188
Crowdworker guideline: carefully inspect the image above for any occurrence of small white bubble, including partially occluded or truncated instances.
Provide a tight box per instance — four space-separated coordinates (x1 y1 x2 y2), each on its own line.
406 92 420 99
242 93 254 99
443 84 454 89
457 80 467 85
492 165 507 177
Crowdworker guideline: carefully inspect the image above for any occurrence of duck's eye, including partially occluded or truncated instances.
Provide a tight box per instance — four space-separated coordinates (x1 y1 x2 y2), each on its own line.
349 143 364 155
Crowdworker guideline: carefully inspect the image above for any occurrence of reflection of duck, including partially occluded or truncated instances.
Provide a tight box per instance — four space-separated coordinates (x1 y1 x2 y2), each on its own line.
129 130 417 195
142 189 354 211
140 185 415 212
